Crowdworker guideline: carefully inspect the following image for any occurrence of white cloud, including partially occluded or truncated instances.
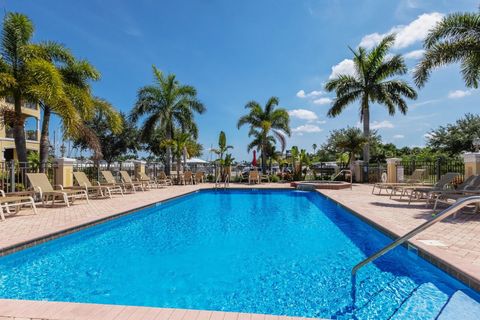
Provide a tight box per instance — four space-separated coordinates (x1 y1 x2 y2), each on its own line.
288 109 318 121
292 124 323 134
329 59 355 79
404 49 425 59
359 12 444 49
313 97 333 105
448 89 472 99
371 120 394 129
393 134 405 139
296 90 306 98
296 89 323 99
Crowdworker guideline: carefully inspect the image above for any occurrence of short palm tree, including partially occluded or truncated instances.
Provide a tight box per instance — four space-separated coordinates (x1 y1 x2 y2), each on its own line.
131 66 205 174
325 34 417 161
212 131 233 162
335 127 368 172
414 11 480 88
237 97 290 172
162 131 197 179
0 13 66 163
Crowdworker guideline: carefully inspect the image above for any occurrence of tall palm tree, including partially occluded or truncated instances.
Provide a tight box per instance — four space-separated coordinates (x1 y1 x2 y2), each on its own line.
312 143 317 155
325 34 417 161
237 97 290 172
131 66 205 175
414 11 480 88
0 13 66 163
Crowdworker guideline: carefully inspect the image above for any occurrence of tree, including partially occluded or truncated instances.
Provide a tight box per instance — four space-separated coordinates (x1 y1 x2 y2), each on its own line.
324 127 369 172
212 131 233 162
72 112 138 166
0 13 68 163
312 143 317 155
131 66 205 175
325 34 417 161
426 113 480 155
414 11 480 88
237 97 291 172
162 131 198 179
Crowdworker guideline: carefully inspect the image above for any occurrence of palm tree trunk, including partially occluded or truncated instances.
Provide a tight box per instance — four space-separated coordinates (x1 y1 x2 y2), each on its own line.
13 94 28 164
165 124 173 175
39 105 51 172
362 103 370 162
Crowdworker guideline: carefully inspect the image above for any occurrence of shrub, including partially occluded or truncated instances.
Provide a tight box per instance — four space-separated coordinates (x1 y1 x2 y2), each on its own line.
270 174 280 183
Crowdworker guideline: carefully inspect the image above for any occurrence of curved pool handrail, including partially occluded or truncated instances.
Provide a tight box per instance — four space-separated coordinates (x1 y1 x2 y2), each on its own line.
350 195 480 305
331 169 352 189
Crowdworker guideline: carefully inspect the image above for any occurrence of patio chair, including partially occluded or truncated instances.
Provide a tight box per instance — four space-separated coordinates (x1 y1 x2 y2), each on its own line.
157 171 173 186
119 171 145 192
138 172 160 189
395 172 461 205
26 173 89 207
194 171 204 184
101 171 134 193
72 171 123 198
432 175 480 210
183 171 194 185
372 169 427 195
248 170 260 184
0 190 38 221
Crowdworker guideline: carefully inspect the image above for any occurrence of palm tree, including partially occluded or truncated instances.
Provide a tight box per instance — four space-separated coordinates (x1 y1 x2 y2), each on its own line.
414 11 480 88
162 131 198 180
237 97 290 172
212 131 233 162
131 66 205 175
312 143 317 155
334 127 368 172
325 34 417 162
38 50 121 167
0 13 66 163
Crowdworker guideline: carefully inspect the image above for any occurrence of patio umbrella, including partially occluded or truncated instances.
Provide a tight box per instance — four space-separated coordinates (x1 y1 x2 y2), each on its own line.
252 150 257 167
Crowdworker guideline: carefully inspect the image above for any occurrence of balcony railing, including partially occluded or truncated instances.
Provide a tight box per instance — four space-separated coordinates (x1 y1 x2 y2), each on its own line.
4 128 38 141
4 97 38 110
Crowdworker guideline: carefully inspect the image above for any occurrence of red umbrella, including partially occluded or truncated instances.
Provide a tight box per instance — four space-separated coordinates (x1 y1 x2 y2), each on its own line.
252 150 257 167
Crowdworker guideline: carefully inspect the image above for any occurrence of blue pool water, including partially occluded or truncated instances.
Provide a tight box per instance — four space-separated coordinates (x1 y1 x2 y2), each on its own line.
0 189 479 319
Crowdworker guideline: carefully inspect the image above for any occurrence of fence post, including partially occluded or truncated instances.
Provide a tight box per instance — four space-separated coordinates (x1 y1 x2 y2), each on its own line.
353 160 363 183
133 160 146 179
435 157 442 182
9 159 15 193
462 152 480 179
386 158 401 183
54 157 76 188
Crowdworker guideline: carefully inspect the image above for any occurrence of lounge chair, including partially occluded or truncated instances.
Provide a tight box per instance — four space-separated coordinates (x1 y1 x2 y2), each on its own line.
72 171 123 198
432 175 480 210
183 171 194 185
138 172 160 189
119 171 145 192
157 171 173 186
372 169 427 195
26 173 89 207
248 170 260 184
395 172 461 205
101 171 135 193
0 190 37 220
194 172 204 184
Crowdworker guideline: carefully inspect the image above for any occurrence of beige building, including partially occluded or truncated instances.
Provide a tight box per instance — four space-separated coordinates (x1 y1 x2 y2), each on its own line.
0 97 41 161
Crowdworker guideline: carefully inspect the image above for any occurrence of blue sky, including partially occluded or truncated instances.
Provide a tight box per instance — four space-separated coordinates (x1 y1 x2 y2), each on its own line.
3 0 479 160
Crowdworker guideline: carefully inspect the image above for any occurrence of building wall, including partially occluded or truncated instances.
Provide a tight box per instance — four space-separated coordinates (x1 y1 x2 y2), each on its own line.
0 98 41 161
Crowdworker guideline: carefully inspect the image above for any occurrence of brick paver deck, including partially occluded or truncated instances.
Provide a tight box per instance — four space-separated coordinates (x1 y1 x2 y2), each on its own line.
318 184 480 290
0 182 479 319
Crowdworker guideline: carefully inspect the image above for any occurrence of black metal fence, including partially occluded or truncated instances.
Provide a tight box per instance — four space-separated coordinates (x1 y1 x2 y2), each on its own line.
397 158 464 184
0 161 57 193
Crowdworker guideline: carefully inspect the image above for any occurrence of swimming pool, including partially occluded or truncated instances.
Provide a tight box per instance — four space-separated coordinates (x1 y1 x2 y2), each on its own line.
0 189 478 319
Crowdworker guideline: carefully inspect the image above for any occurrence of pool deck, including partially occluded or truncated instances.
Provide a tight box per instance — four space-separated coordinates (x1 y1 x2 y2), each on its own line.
0 182 479 319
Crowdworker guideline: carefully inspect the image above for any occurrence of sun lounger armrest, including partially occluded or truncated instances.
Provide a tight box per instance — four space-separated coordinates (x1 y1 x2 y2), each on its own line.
54 184 64 190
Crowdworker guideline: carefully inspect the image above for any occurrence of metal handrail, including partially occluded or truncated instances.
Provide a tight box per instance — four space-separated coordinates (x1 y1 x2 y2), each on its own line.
331 169 353 189
350 195 480 304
